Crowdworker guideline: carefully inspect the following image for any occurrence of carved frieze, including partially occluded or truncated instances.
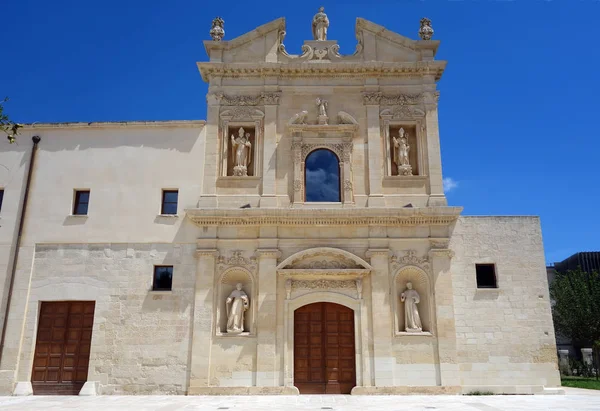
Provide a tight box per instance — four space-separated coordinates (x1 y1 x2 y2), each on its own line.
390 250 430 270
261 92 281 105
362 92 382 105
380 94 424 106
292 279 356 290
217 250 257 272
211 93 281 107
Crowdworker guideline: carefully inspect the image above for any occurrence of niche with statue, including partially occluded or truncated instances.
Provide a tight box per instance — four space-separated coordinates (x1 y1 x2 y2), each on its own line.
217 268 255 335
393 266 432 335
389 125 419 176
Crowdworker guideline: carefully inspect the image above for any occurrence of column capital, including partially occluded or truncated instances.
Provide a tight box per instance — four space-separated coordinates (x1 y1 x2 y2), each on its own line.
428 248 455 259
365 248 389 259
255 249 282 259
195 249 219 258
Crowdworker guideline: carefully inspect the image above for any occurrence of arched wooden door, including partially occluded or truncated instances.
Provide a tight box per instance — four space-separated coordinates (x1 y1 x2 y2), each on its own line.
294 302 356 394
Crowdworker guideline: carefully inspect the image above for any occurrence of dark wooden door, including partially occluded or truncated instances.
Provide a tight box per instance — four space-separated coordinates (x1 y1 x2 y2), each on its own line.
294 302 356 394
32 301 95 395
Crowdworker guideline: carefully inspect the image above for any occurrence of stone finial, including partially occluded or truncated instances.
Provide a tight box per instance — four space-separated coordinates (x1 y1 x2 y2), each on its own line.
210 17 225 41
418 17 434 40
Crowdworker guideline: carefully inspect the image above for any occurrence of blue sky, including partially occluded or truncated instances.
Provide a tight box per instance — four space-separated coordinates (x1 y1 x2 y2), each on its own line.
2 0 599 264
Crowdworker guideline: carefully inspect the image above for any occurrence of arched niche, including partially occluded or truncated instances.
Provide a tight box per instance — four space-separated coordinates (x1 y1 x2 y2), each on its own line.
393 265 433 335
216 267 255 336
304 148 341 202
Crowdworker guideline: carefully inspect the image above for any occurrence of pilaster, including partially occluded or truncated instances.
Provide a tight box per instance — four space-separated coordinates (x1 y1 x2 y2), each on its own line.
255 249 281 386
423 85 447 206
363 92 385 207
260 93 279 208
188 248 219 389
365 249 393 386
198 93 220 207
428 247 459 386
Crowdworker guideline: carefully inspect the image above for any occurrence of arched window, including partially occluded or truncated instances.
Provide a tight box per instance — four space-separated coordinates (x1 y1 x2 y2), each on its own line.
305 149 340 202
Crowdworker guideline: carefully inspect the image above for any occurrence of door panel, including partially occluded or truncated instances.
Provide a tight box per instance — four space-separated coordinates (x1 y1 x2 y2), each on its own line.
294 302 356 394
31 301 95 395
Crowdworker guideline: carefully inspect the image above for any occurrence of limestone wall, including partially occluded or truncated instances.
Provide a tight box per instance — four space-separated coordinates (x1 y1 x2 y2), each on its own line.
450 216 561 392
15 243 196 394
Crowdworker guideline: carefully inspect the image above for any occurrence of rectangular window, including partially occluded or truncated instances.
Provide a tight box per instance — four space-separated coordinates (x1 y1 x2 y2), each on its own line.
153 266 173 291
0 189 4 213
73 190 90 215
476 264 498 288
161 190 178 215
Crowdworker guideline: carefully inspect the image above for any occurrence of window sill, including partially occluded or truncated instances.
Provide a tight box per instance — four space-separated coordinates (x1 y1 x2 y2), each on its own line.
157 214 179 218
149 290 172 294
476 287 499 291
215 332 255 338
67 214 88 218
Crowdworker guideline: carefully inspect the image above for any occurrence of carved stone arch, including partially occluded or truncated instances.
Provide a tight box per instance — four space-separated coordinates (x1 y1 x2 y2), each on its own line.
216 266 256 336
277 247 372 271
392 265 433 334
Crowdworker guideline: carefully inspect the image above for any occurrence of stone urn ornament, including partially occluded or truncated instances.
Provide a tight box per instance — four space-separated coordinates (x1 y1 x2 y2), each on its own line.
210 17 225 41
418 17 434 40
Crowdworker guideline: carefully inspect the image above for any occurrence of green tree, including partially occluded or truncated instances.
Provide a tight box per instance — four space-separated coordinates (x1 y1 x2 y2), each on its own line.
1 97 21 144
550 268 600 347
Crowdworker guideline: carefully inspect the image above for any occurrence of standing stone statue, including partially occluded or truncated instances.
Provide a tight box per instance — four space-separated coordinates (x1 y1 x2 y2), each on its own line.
392 128 413 176
400 282 422 332
316 97 328 125
312 7 329 41
226 283 249 333
231 127 252 176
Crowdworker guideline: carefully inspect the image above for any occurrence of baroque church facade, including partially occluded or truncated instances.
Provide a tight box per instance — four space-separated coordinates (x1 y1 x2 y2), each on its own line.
0 10 560 396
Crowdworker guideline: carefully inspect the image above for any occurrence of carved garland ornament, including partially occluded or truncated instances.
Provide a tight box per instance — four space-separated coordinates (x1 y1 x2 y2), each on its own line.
390 250 430 270
292 279 356 290
217 250 257 273
212 92 281 106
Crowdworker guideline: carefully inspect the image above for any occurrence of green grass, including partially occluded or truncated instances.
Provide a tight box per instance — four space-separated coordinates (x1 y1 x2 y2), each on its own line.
561 376 600 390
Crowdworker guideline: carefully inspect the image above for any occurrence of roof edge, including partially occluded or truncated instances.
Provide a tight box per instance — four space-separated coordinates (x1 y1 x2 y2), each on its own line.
20 120 206 130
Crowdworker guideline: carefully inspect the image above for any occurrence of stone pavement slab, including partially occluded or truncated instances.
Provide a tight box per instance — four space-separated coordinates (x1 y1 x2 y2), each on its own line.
1 394 600 411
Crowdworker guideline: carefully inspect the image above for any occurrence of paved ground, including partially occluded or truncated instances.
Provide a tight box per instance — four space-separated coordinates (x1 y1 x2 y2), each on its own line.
1 390 600 411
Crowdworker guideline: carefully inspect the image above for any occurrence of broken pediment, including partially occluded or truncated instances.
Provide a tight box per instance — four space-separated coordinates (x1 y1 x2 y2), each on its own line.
277 247 372 281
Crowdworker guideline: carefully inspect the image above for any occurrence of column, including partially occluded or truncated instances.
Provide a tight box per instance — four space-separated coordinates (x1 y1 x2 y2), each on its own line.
261 94 278 207
581 348 593 367
423 82 447 206
558 350 570 375
188 248 218 391
341 137 354 206
429 248 459 387
366 249 394 386
364 93 385 207
255 249 281 386
291 137 303 205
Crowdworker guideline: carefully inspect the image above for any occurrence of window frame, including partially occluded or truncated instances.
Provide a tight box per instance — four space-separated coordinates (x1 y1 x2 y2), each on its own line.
72 190 90 216
161 189 179 215
152 265 174 291
304 148 342 203
0 188 4 213
475 263 498 289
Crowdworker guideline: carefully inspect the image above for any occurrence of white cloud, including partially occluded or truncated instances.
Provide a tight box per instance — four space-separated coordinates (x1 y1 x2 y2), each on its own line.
443 177 459 193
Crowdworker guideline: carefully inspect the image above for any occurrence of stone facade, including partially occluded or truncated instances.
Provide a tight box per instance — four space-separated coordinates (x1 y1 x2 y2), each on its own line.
0 10 560 395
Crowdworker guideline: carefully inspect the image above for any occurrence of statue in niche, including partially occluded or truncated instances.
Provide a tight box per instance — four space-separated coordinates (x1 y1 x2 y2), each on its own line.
316 97 328 125
230 127 252 176
400 282 423 333
312 7 329 41
392 128 413 176
226 283 250 333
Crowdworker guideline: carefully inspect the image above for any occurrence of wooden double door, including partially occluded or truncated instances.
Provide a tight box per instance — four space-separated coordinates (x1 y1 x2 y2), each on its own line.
31 301 95 395
294 302 356 394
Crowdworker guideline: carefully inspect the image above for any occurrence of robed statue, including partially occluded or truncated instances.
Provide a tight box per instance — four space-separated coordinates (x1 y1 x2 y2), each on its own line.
400 282 423 332
392 128 410 167
312 7 329 41
226 283 250 334
231 127 252 176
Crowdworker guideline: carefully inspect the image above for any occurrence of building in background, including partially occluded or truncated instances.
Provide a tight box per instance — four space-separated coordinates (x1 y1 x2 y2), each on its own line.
0 9 560 396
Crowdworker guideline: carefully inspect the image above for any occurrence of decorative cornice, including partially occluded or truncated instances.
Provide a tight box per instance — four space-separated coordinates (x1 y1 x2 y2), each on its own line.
21 120 206 130
287 123 358 133
365 249 389 258
186 207 462 228
198 61 447 82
